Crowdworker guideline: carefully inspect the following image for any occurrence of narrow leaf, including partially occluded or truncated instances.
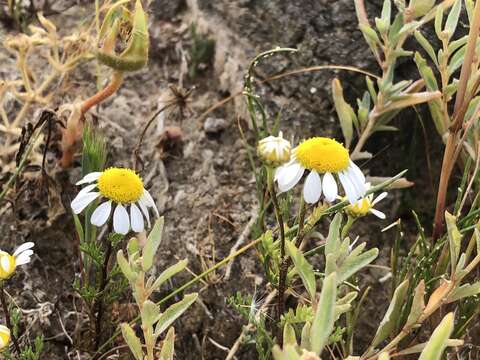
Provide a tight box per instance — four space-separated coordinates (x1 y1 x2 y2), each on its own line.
150 259 188 293
419 313 454 360
154 293 198 336
406 280 425 327
310 272 337 355
286 240 316 301
159 327 175 360
121 323 144 360
445 211 462 275
143 217 165 271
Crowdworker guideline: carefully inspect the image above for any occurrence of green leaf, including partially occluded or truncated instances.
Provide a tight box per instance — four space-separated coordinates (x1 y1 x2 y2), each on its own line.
359 24 381 45
117 250 137 283
406 280 425 327
366 77 378 105
326 213 343 257
372 279 409 347
434 5 444 39
286 240 316 301
159 327 175 360
382 91 442 113
378 353 390 360
150 259 188 293
445 211 462 275
419 313 454 360
73 214 84 243
337 247 379 283
121 323 144 360
409 0 435 17
447 282 480 302
143 217 165 272
283 323 297 346
141 300 161 328
310 272 337 355
300 321 311 350
414 31 437 65
444 0 461 38
154 293 198 336
332 79 354 148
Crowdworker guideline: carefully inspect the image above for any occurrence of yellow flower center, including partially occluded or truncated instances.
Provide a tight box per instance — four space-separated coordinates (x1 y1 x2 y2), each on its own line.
0 253 16 280
294 137 349 173
346 198 372 217
97 168 144 204
0 326 10 349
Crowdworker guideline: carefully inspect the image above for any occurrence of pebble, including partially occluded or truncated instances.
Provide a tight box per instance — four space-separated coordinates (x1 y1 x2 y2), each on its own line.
203 117 228 134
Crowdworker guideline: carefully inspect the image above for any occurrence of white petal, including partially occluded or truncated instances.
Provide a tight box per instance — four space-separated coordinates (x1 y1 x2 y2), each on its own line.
75 172 101 185
372 192 388 205
339 172 358 204
142 189 159 217
347 162 366 197
370 208 386 219
15 253 32 265
322 172 338 203
277 163 305 193
130 204 145 233
113 204 130 235
138 199 151 228
71 192 100 214
76 183 97 197
274 159 297 181
13 242 34 257
91 201 112 227
303 171 322 204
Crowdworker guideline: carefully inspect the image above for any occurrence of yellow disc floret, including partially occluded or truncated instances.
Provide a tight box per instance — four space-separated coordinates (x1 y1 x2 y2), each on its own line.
346 198 372 217
0 252 16 279
97 168 144 204
294 137 349 173
0 325 10 350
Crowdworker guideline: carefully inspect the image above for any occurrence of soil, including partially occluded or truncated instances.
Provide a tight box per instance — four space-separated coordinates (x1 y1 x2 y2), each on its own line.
0 1 448 359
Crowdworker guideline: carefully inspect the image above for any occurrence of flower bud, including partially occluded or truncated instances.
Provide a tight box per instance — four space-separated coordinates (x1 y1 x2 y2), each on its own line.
96 0 149 72
345 198 372 218
0 325 10 350
257 132 291 166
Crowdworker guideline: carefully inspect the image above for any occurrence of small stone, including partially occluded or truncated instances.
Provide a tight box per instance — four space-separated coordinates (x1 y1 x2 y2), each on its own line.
203 117 228 134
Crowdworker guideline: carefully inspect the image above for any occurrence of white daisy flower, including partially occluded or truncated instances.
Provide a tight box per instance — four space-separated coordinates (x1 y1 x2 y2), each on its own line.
274 137 366 204
71 167 159 235
345 184 388 219
257 131 291 166
0 325 10 350
0 242 35 280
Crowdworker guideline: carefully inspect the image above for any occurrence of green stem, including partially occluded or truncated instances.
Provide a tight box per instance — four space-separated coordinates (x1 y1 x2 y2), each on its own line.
341 216 356 239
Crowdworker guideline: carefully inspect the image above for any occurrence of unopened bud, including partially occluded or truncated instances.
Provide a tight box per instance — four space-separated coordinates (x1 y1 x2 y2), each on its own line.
257 132 291 166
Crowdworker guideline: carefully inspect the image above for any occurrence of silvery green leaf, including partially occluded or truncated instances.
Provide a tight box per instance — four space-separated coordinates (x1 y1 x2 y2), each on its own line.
434 5 444 38
419 313 454 360
272 345 301 360
127 237 140 261
409 0 435 17
121 323 144 360
332 79 354 148
325 253 337 276
141 300 161 328
398 21 422 36
159 327 175 360
310 272 337 355
143 217 165 272
366 77 378 105
117 250 137 283
286 240 316 301
381 0 392 24
337 291 358 305
150 259 188 293
154 293 198 336
414 52 439 91
326 213 342 257
448 35 468 54
382 91 442 113
337 247 379 283
465 0 474 22
396 339 463 356
414 31 438 65
445 211 462 275
405 280 425 327
283 323 297 346
372 279 409 347
73 214 84 243
447 282 480 302
444 0 461 38
374 125 399 132
300 321 311 350
447 44 466 75
388 13 404 44
359 24 381 45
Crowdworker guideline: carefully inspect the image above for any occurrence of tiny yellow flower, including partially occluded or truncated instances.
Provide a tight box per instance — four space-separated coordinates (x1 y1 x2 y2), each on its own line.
345 184 388 219
257 132 291 166
0 242 35 280
71 167 159 235
275 137 366 204
0 325 10 350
